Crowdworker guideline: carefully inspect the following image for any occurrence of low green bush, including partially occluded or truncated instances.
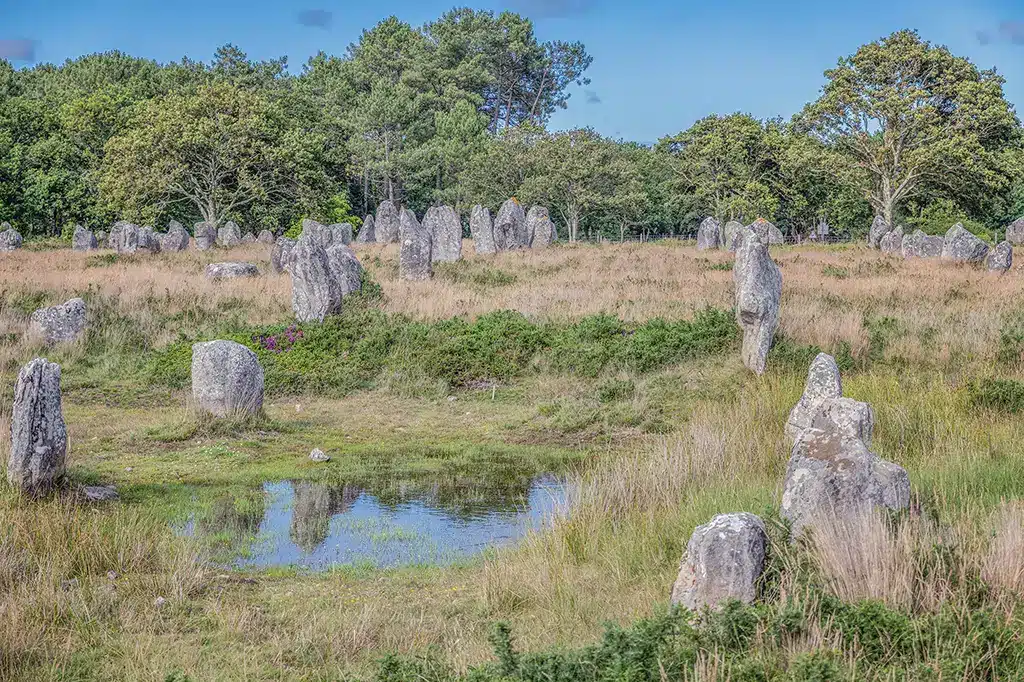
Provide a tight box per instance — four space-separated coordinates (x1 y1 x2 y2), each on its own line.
969 378 1024 413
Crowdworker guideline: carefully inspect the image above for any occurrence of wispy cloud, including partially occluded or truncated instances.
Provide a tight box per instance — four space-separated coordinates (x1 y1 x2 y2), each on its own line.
0 39 35 62
976 21 1024 46
584 89 602 104
297 9 333 29
507 0 595 19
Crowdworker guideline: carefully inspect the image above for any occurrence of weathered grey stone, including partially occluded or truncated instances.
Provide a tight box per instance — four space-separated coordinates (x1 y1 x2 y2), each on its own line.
356 215 376 243
329 223 353 246
109 221 139 254
670 512 767 611
325 243 364 297
1006 217 1024 245
734 231 781 375
494 198 528 250
986 241 1013 273
868 216 892 249
241 233 256 244
205 262 259 280
96 230 107 247
0 223 23 252
138 226 160 253
527 206 556 248
290 231 341 322
470 205 496 255
82 485 119 502
161 221 190 252
271 237 297 275
309 448 331 463
425 206 462 262
879 225 904 254
723 221 745 252
8 358 67 494
29 298 87 344
72 225 97 252
257 230 275 245
300 218 332 249
785 353 843 444
750 218 784 246
217 221 242 248
942 223 989 264
781 397 909 537
194 222 217 251
901 230 943 259
696 217 721 251
375 201 400 244
399 209 433 281
191 340 264 418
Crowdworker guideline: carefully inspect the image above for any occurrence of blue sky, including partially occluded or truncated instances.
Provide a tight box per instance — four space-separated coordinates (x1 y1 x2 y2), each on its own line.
2 0 1022 142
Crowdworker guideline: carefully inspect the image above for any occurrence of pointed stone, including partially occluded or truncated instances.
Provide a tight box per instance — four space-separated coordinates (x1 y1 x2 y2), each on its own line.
8 358 67 494
785 353 843 444
356 215 376 243
734 230 781 375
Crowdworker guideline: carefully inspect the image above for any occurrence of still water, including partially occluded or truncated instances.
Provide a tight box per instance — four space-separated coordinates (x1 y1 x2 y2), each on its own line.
183 475 570 570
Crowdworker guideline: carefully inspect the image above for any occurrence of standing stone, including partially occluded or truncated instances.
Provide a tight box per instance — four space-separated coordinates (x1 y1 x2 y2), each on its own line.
781 397 910 537
785 354 843 444
868 216 892 249
356 215 376 243
696 217 721 251
218 221 242 248
0 223 22 252
986 241 1013 273
750 218 784 246
109 221 139 254
300 219 332 249
161 221 190 252
942 223 990 264
329 223 354 246
670 513 768 611
901 230 943 259
72 225 98 252
470 205 496 255
205 262 259 280
494 198 528 250
194 222 217 251
290 231 341 322
191 340 264 418
138 226 160 253
29 298 87 345
723 221 745 252
96 231 107 248
257 230 275 245
734 230 781 375
527 206 556 248
879 225 904 254
1007 217 1024 246
399 209 432 281
375 201 400 244
8 359 67 495
241 233 256 244
425 206 462 262
271 237 297 275
326 243 364 296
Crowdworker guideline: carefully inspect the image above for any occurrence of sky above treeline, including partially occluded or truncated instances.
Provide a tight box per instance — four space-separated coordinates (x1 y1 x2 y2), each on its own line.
2 0 1023 143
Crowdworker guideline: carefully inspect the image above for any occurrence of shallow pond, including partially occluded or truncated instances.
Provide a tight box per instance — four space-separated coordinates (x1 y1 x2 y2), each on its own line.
182 474 570 570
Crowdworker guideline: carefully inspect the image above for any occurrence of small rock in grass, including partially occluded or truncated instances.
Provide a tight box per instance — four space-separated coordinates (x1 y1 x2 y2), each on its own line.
309 448 330 463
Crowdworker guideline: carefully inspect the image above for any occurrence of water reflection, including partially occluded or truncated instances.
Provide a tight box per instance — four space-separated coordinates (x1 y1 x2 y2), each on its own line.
186 475 568 570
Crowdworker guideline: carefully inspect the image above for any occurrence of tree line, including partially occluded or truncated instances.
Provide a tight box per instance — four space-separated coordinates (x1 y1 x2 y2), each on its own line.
0 10 1021 242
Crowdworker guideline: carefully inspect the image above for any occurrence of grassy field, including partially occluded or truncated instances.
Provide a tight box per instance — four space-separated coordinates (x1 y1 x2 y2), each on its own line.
2 240 1024 680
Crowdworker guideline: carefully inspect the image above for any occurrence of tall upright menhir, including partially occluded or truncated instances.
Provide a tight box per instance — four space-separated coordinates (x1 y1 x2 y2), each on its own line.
8 358 68 494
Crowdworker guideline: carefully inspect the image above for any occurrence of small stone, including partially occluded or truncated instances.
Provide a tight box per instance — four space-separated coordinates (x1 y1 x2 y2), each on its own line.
257 230 275 245
8 358 67 494
470 205 496 255
191 340 264 418
309 448 330 463
205 262 259 280
399 209 433 281
0 223 23 252
375 201 400 243
986 241 1013 273
942 223 990 264
217 221 242 248
868 216 891 249
494 198 527 250
82 485 119 502
138 226 160 254
356 215 376 243
785 353 843 444
72 225 98 252
109 221 139 254
1006 217 1024 245
901 230 943 259
670 512 767 611
696 217 721 251
153 596 166 608
734 231 781 375
879 225 904 254
107 570 119 581
161 221 190 252
241 233 256 244
194 222 218 251
29 298 87 344
527 206 556 248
